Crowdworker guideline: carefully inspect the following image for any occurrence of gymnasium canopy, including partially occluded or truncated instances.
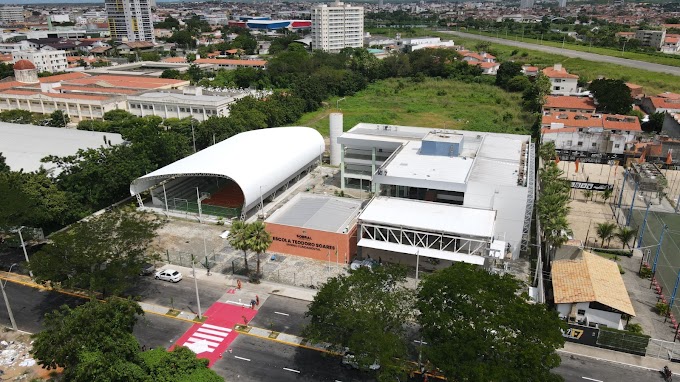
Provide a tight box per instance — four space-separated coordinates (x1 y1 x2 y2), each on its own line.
130 126 325 213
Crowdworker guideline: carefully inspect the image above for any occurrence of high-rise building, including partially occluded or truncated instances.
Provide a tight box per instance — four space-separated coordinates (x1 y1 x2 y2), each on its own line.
311 1 364 53
105 0 155 43
0 6 24 24
558 0 567 8
12 50 68 73
519 0 534 10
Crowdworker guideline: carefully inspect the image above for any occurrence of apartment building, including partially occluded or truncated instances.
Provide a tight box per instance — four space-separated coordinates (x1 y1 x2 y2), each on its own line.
543 64 580 96
635 29 666 49
0 6 24 24
12 50 68 73
311 1 364 53
105 0 155 43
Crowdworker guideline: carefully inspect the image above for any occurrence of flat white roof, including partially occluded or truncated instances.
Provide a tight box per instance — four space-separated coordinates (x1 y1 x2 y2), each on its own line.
266 193 362 233
0 122 124 174
359 197 495 238
381 141 473 185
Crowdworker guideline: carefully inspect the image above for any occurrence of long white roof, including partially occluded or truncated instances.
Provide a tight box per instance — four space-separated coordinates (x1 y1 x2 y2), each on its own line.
130 127 324 212
359 196 496 238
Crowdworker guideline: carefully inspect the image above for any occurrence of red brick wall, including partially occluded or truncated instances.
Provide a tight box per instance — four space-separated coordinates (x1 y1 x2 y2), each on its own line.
265 223 356 263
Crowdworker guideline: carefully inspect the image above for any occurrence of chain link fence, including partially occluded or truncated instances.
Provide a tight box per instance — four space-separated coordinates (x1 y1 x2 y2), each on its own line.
647 338 680 360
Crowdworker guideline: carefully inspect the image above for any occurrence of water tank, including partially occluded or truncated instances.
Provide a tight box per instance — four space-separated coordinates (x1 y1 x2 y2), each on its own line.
329 113 343 166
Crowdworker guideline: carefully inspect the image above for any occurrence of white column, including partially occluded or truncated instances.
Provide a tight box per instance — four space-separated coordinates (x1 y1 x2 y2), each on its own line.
164 104 168 119
202 108 207 121
89 105 94 119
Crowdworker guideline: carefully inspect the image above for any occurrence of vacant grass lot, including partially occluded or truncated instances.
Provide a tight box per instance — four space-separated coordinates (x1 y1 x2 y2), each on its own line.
296 77 535 137
436 32 680 95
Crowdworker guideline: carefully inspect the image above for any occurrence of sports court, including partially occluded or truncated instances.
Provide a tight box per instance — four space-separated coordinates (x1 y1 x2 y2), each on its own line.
631 208 680 326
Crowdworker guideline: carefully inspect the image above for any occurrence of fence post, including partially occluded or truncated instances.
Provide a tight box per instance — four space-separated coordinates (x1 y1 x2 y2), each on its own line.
653 224 668 274
626 181 639 227
671 269 680 309
166 250 170 263
618 169 628 209
637 202 651 248
232 260 235 275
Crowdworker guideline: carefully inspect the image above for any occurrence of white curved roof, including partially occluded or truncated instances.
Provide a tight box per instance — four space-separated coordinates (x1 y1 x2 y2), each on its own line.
130 127 324 212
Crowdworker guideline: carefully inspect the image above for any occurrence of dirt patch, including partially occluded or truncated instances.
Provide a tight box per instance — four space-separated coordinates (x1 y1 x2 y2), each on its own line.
0 329 60 381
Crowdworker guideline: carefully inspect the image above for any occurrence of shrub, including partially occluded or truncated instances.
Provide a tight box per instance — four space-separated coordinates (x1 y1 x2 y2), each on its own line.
625 323 643 334
656 302 670 316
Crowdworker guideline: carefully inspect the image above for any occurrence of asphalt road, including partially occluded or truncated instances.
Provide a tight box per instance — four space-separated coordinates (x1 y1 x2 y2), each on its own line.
213 334 373 382
0 281 192 350
249 295 310 336
555 352 659 382
442 30 680 77
126 274 226 316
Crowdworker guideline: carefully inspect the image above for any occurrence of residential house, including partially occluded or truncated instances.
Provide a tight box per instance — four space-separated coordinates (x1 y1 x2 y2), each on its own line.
521 65 539 77
543 64 580 96
641 92 680 114
552 250 635 330
543 95 597 114
662 34 680 54
116 41 156 55
193 58 266 70
541 111 641 156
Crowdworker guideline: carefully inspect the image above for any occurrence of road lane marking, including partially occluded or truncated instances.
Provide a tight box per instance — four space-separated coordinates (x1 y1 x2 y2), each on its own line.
234 356 251 361
283 367 300 373
185 337 220 347
202 323 233 332
225 300 251 307
275 311 290 316
582 377 603 382
198 327 232 336
192 332 225 342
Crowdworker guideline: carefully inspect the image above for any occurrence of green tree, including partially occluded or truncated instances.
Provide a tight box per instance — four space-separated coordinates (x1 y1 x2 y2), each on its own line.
417 263 565 382
0 152 9 172
247 220 272 277
596 222 617 248
506 75 531 92
141 346 222 382
589 78 633 114
31 298 144 378
522 73 551 112
616 226 636 249
48 110 70 127
304 265 413 381
228 220 251 274
160 69 181 79
0 109 34 124
29 208 162 296
495 61 523 89
642 112 665 133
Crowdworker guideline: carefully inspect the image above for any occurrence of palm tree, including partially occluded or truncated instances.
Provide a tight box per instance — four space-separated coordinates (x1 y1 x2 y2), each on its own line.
601 189 613 204
247 221 272 278
582 190 593 201
616 226 636 249
596 222 617 248
228 220 250 274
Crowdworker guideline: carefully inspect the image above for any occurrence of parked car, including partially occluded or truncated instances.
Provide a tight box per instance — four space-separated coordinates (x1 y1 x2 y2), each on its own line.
350 258 378 271
342 351 380 371
140 263 155 276
155 269 182 283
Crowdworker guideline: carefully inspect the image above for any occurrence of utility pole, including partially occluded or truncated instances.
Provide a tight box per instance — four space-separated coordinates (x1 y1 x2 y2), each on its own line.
17 227 33 278
191 255 202 320
1 264 18 331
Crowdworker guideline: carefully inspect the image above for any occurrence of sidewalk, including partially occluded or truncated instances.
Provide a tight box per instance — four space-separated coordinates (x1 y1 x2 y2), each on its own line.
560 342 669 371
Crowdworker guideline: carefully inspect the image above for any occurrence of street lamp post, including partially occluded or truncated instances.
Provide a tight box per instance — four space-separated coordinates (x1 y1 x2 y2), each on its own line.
1 264 18 331
191 255 202 320
16 227 33 279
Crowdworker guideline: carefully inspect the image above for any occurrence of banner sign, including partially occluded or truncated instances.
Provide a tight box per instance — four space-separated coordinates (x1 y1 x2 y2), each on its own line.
570 181 614 191
556 149 625 164
561 323 599 346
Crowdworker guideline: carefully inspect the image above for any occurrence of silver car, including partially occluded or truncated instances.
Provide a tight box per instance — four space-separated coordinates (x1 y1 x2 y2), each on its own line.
155 269 182 283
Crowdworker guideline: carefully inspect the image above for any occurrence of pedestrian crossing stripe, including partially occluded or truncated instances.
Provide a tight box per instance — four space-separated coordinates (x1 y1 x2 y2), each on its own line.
183 323 233 353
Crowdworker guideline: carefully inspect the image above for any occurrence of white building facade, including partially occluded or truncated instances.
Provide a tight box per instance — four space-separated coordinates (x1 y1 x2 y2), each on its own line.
127 89 255 121
12 50 68 73
0 6 24 24
311 1 364 53
105 0 155 43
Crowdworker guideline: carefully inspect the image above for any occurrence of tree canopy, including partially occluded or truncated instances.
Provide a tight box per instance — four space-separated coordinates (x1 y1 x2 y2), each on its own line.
304 265 413 381
31 298 221 382
495 61 523 90
589 78 633 114
29 208 162 296
417 263 565 381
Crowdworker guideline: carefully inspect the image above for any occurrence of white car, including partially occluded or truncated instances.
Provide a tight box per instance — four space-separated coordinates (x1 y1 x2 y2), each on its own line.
155 269 182 283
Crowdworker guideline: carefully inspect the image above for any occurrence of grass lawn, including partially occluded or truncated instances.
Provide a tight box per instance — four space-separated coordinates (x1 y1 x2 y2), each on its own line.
470 29 680 69
296 77 535 137
436 31 680 95
364 28 680 95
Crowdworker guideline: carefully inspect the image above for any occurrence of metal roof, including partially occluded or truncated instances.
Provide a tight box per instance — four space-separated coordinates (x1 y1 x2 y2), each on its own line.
130 127 325 213
266 193 362 233
359 196 496 238
381 141 473 186
0 122 124 174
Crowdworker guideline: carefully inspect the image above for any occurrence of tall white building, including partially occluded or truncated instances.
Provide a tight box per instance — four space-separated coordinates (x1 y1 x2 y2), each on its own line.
558 0 567 7
311 1 364 53
0 6 24 24
105 0 155 43
519 0 534 10
12 50 68 73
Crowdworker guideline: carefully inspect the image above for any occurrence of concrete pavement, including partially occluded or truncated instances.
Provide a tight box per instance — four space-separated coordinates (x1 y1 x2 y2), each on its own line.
442 30 680 77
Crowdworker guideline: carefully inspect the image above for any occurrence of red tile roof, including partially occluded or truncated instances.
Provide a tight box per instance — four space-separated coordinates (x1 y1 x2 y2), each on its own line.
65 74 187 89
162 57 187 63
544 96 597 111
542 112 640 132
194 58 266 67
542 65 579 79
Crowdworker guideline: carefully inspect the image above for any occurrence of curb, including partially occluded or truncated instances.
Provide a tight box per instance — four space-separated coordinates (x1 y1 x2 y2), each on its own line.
234 326 332 354
557 349 658 371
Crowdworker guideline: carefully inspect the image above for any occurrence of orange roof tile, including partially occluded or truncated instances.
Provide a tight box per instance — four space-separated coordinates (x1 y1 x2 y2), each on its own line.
39 72 90 82
542 111 640 132
64 74 187 89
544 96 597 111
649 96 680 111
542 65 579 79
194 58 266 67
162 57 187 63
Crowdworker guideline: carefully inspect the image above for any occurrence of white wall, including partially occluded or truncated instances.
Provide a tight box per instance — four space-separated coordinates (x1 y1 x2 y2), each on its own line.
550 78 579 95
557 302 624 329
542 130 636 155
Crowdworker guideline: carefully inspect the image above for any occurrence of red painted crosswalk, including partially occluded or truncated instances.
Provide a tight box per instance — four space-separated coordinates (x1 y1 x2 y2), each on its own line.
173 302 258 366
